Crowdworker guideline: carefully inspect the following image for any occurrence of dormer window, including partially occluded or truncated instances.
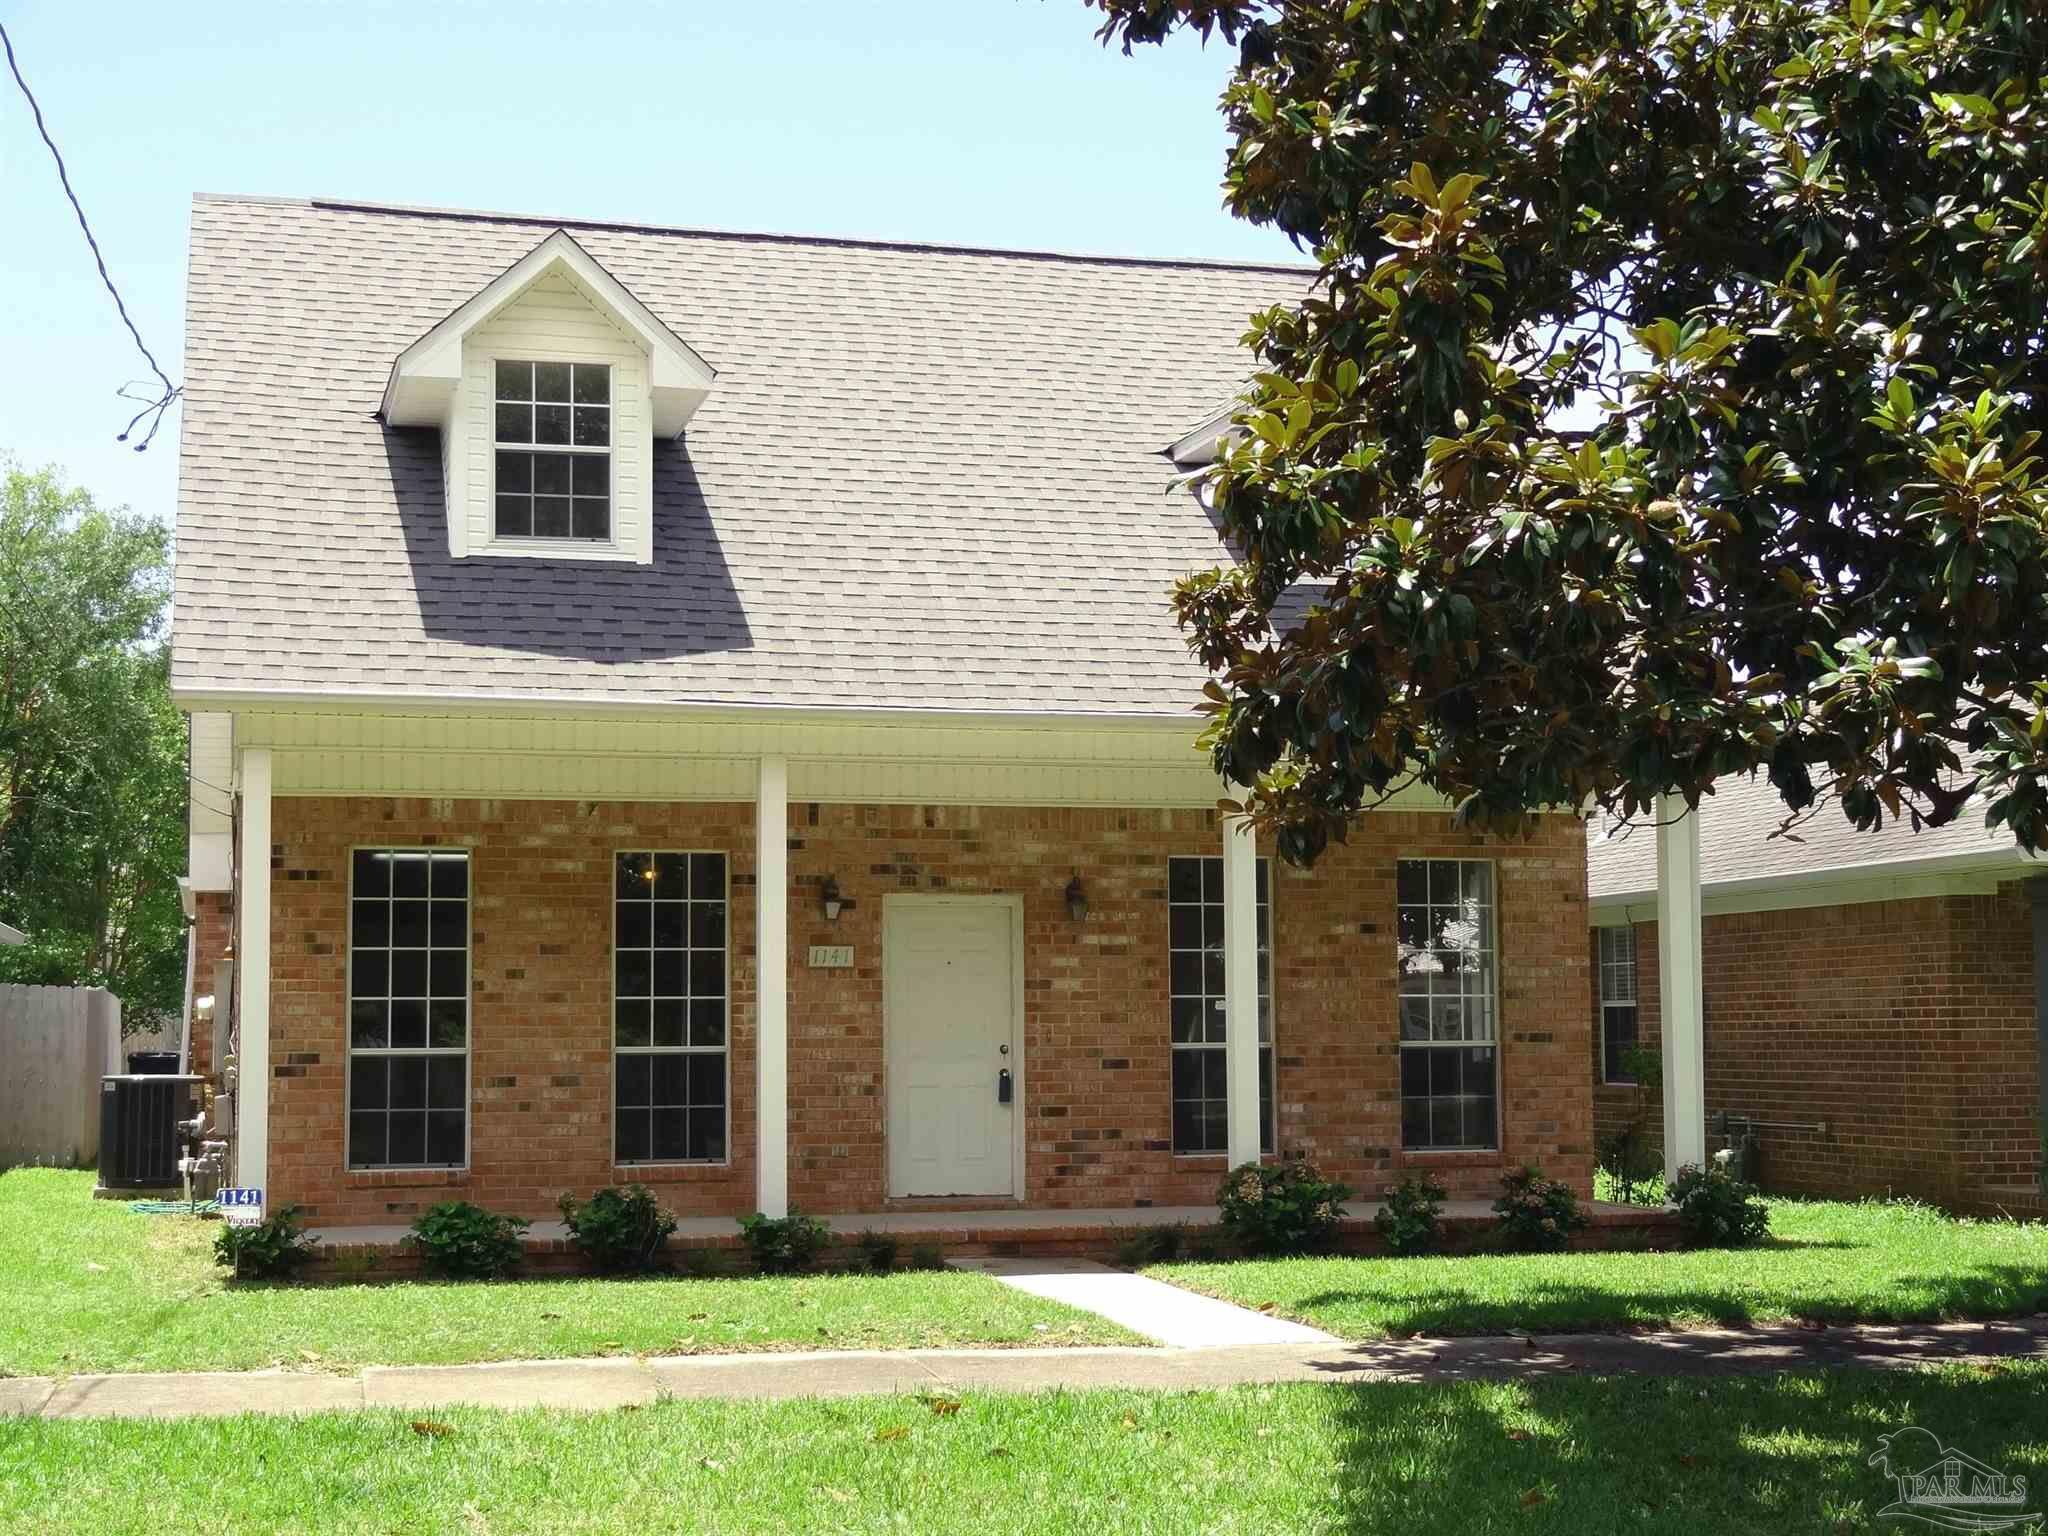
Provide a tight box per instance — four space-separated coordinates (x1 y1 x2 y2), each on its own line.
494 361 611 540
382 227 716 564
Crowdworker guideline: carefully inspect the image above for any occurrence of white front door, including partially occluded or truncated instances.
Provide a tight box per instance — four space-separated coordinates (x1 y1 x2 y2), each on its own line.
884 896 1019 1199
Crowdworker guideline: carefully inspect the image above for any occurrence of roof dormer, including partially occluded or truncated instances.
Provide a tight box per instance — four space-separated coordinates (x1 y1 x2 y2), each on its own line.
381 229 715 564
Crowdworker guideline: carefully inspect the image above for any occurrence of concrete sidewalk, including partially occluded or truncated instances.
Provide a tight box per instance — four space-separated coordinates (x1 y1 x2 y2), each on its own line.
4 1317 2043 1421
954 1256 1335 1347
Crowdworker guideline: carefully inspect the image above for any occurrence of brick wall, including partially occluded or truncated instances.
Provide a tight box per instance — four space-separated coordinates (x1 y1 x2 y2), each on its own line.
1589 887 2043 1209
264 797 1593 1226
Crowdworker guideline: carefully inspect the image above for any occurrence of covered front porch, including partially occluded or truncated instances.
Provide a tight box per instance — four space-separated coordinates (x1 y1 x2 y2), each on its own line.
184 696 1710 1232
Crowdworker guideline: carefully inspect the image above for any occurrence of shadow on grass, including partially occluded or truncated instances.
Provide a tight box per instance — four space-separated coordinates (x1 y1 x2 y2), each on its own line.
1324 1361 2048 1534
1293 1261 2048 1337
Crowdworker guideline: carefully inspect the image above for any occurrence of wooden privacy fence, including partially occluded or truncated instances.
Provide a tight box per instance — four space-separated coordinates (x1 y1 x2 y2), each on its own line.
0 984 124 1169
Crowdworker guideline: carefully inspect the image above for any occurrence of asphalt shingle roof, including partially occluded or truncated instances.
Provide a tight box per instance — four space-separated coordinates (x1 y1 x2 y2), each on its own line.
171 195 1312 715
1587 773 2032 903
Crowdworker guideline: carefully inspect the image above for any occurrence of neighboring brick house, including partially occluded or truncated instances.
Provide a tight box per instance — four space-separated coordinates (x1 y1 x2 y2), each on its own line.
173 194 1596 1230
1588 775 2046 1218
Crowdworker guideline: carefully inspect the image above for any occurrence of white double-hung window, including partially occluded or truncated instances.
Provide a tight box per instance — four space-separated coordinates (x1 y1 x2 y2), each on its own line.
493 360 610 541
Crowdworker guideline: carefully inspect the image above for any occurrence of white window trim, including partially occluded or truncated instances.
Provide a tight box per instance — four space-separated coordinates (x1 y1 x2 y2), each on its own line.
611 848 732 1169
1397 856 1502 1154
345 846 472 1174
1167 853 1276 1159
485 357 623 559
1599 924 1640 1085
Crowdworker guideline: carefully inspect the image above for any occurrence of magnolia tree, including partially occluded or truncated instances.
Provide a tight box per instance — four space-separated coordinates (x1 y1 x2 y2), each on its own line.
1090 0 2048 864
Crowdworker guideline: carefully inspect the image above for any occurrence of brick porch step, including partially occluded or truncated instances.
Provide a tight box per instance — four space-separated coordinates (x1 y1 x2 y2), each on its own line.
301 1200 1677 1282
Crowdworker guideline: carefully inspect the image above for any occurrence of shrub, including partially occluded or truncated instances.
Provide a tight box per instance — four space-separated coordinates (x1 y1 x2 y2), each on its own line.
678 1245 728 1279
1491 1166 1590 1253
853 1229 900 1274
1372 1175 1447 1257
1216 1160 1354 1256
906 1241 947 1272
738 1210 830 1274
409 1201 529 1279
557 1184 678 1274
213 1204 318 1280
1597 1045 1665 1205
1670 1161 1771 1248
1113 1223 1187 1268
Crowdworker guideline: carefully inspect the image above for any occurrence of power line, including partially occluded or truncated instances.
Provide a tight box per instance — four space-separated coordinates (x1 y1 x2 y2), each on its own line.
0 21 181 452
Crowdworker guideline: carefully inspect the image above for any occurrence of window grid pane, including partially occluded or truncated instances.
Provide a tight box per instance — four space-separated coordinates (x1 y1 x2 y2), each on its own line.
349 849 468 1171
1599 926 1639 1083
1168 855 1274 1155
492 360 610 542
1397 858 1498 1151
615 851 728 1165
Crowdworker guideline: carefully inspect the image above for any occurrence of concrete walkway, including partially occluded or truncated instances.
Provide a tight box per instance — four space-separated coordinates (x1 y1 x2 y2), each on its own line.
4 1317 2042 1421
954 1256 1334 1347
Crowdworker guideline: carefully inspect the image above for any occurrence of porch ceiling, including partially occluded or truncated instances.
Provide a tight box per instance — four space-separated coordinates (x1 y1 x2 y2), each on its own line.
207 702 1459 812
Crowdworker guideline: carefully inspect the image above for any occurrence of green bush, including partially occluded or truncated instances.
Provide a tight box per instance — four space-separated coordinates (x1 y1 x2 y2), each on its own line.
212 1204 318 1280
1113 1223 1188 1268
738 1209 830 1274
906 1241 947 1272
557 1184 678 1274
1670 1160 1771 1248
678 1245 728 1278
853 1229 900 1274
408 1201 530 1279
1491 1166 1590 1253
1216 1160 1354 1256
1371 1175 1447 1257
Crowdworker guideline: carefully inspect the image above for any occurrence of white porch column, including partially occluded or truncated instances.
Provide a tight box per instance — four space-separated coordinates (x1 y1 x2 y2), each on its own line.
236 747 272 1193
1655 791 1707 1181
754 755 789 1217
1222 804 1262 1168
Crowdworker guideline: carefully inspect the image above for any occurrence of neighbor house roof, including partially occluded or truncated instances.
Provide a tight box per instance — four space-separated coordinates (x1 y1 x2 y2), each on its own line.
1587 773 2039 918
170 195 1311 718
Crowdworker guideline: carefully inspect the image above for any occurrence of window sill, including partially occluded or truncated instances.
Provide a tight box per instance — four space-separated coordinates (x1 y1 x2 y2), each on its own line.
614 1161 732 1177
1396 1148 1502 1168
345 1166 470 1187
1600 1078 1640 1089
466 536 640 564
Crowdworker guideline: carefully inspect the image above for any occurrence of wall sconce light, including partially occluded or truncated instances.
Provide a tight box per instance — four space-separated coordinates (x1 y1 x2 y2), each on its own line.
1065 873 1088 923
821 875 854 922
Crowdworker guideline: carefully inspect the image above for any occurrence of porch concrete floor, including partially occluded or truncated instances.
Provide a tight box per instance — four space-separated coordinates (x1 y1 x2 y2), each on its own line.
309 1199 1663 1248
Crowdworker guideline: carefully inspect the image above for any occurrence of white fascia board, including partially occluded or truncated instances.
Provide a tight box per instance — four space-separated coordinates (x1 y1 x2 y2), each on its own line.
1166 400 1245 466
380 228 716 436
1589 841 2042 924
0 920 23 947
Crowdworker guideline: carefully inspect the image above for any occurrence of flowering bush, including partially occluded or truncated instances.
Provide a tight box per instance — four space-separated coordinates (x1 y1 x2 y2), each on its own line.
1216 1160 1354 1255
1491 1165 1588 1254
1372 1174 1448 1257
1670 1161 1771 1248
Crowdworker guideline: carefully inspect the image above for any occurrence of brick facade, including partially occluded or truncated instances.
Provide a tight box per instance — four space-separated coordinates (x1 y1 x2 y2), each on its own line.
1590 887 2045 1214
255 796 1593 1227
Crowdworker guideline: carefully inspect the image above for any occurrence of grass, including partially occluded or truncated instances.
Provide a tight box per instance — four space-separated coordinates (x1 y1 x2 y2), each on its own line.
1149 1197 2048 1339
0 1169 1135 1377
4 1366 2046 1533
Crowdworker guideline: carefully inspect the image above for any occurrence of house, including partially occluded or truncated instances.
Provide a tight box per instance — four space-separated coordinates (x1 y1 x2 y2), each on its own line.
1587 774 2046 1217
172 194 1597 1234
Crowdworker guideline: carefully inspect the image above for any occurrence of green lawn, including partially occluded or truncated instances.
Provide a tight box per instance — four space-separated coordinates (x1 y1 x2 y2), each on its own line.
1150 1199 2048 1338
5 1366 2046 1534
0 1169 1134 1377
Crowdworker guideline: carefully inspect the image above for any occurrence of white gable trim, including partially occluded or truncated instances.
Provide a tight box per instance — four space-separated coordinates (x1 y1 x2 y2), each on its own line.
380 228 716 438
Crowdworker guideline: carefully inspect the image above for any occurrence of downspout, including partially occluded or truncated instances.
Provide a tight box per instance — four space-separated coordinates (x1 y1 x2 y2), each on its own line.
177 915 197 1074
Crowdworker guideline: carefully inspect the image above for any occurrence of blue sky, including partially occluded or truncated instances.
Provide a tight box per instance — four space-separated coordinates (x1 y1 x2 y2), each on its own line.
1 2 1291 528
